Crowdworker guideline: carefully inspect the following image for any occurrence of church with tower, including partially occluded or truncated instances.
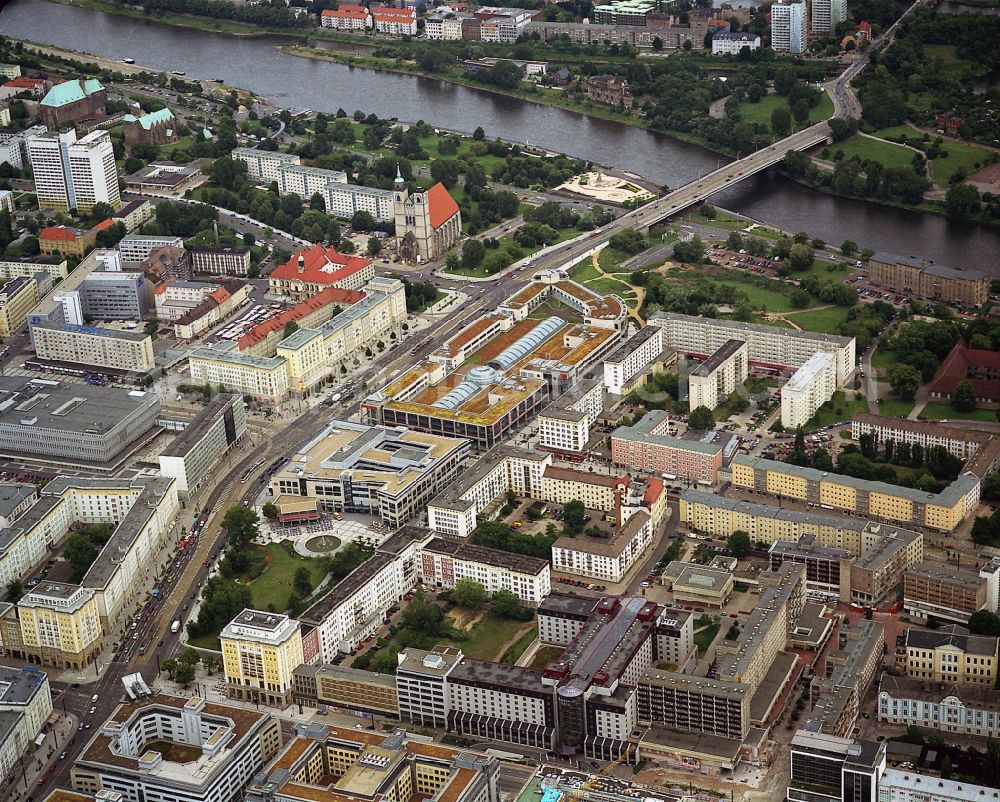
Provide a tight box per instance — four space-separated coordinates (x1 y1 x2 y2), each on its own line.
393 169 462 263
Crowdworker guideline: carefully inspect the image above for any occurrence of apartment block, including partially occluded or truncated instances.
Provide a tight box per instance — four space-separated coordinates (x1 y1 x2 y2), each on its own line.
611 409 724 484
158 393 247 497
869 252 989 308
71 695 282 802
0 256 68 285
0 665 53 784
687 338 748 412
603 325 663 396
650 312 855 385
851 413 995 462
231 147 300 182
781 351 837 429
418 538 551 604
904 562 988 624
810 0 847 34
770 0 807 53
221 610 304 707
0 276 39 337
537 379 603 455
189 342 290 403
29 321 155 374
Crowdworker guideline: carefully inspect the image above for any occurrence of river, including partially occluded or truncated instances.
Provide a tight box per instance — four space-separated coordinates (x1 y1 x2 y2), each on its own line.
2 0 998 271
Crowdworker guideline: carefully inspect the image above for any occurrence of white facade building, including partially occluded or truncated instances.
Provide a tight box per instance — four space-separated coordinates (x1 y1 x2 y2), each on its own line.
811 0 847 35
879 769 1000 802
603 325 663 396
425 16 465 39
231 148 300 183
28 129 121 212
119 235 184 265
771 0 807 53
711 31 762 55
687 338 748 412
417 538 551 604
781 351 837 429
537 379 603 454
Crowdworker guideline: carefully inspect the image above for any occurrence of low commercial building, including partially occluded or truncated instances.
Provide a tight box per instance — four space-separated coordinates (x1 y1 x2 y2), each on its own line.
0 376 160 464
730 455 980 533
244 725 499 802
271 419 470 530
0 275 40 337
190 247 252 277
611 409 724 484
904 562 988 624
158 393 247 498
536 379 603 455
29 321 155 374
123 163 201 195
878 674 1000 739
687 338 748 412
0 665 53 784
221 610 304 707
603 325 663 396
869 252 990 307
650 312 856 385
781 351 837 429
292 664 398 716
899 626 999 687
660 562 734 607
71 695 283 802
711 31 761 54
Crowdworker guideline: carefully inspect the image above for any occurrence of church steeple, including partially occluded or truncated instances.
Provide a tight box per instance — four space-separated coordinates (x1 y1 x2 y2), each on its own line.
394 164 405 190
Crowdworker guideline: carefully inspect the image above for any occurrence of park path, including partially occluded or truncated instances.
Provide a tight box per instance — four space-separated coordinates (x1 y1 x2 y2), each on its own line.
761 303 839 332
591 250 645 322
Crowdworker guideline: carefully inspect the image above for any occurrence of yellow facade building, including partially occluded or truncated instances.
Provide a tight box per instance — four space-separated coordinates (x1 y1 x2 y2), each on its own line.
221 609 304 707
0 276 39 338
16 583 102 670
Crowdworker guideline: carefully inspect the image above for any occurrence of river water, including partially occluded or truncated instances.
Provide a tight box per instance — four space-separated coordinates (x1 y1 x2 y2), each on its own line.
2 0 998 271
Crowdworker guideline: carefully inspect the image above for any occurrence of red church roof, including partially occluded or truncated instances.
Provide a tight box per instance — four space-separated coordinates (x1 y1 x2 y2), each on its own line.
929 340 1000 401
270 244 372 286
426 182 460 230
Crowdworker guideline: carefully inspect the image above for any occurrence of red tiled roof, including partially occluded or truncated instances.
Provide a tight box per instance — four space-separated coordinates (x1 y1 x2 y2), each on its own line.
643 477 665 506
322 6 369 17
270 244 372 286
856 20 871 31
3 77 45 89
426 182 460 230
237 285 365 350
40 226 82 241
153 277 175 295
929 340 1000 401
372 6 415 19
93 218 114 231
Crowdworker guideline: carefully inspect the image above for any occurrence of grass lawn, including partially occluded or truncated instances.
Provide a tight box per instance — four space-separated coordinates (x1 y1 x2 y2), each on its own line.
784 306 851 335
871 349 896 371
590 276 635 298
701 277 803 313
734 93 834 135
794 259 854 283
188 631 222 651
919 403 999 423
500 626 538 664
247 540 329 613
875 397 914 418
528 644 565 670
569 257 603 284
927 140 997 185
694 623 720 653
834 135 916 171
437 615 534 661
808 391 868 428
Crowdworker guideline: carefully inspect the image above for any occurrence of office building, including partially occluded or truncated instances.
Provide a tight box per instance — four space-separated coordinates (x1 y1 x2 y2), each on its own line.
0 276 40 337
650 312 855 385
903 562 988 624
868 252 989 308
190 247 252 277
811 0 847 34
29 321 155 374
899 626 999 687
71 695 283 802
221 610 304 707
730 456 980 533
27 129 120 212
270 419 470 530
711 31 761 54
878 674 1000 739
268 245 374 300
771 0 807 53
807 619 884 737
0 665 53 784
292 663 399 716
393 176 462 262
687 339 748 412
38 78 106 129
142 244 192 282
611 409 724 484
118 235 184 266
603 325 664 396
0 377 160 464
781 351 837 429
244 725 499 802
770 537 852 602
158 393 247 498
79 269 147 320
537 379 603 455
788 730 884 802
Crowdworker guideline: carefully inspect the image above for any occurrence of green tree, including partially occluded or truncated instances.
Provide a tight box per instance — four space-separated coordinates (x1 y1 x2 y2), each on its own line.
688 405 715 431
161 657 178 678
887 364 923 402
563 500 586 536
221 506 260 549
283 320 300 338
790 288 811 308
788 243 814 271
461 238 485 269
402 594 445 635
367 236 382 257
6 580 23 603
178 646 201 667
452 578 488 610
491 589 525 619
968 610 1000 637
840 240 858 256
770 106 792 136
64 533 100 582
293 566 313 597
174 662 196 685
945 183 980 219
261 502 278 520
473 126 485 141
952 380 976 413
728 530 751 559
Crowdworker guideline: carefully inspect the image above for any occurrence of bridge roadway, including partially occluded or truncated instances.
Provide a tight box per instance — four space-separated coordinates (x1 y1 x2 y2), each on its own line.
525 122 831 274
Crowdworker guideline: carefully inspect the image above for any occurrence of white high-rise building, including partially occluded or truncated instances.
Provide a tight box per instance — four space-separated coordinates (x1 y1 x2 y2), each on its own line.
27 129 120 212
771 0 807 53
811 0 847 35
